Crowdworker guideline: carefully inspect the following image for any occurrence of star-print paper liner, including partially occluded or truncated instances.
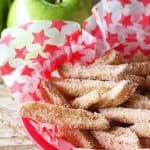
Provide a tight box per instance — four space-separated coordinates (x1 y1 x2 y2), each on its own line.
84 0 150 59
0 20 96 150
0 0 150 149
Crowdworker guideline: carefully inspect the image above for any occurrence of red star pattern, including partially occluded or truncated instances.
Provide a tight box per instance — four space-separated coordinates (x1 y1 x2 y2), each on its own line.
119 14 133 27
139 14 150 27
0 33 15 46
84 43 96 50
15 46 27 59
104 13 113 26
71 30 81 43
91 26 103 39
125 33 137 42
50 21 67 32
42 69 51 79
81 39 95 50
144 35 150 45
118 0 131 7
32 30 49 46
44 44 60 55
49 52 67 72
20 22 32 30
21 65 34 76
141 0 149 7
64 35 71 46
9 81 25 93
141 48 150 55
32 54 47 66
30 91 41 101
106 32 118 46
71 51 85 64
0 62 15 75
115 44 125 53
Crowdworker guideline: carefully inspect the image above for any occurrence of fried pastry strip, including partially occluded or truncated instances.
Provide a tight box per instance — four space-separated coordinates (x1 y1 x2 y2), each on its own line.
126 61 150 76
59 61 150 81
20 102 109 130
41 80 70 107
140 138 150 148
129 50 150 62
58 63 127 81
124 75 147 89
56 125 100 149
72 80 137 109
41 81 100 148
130 123 150 138
99 107 150 124
123 94 150 109
146 76 150 89
51 78 117 97
92 49 123 66
92 127 141 150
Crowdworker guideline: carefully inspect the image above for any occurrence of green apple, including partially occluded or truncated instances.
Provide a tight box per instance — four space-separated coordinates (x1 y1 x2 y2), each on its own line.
0 0 13 32
7 0 92 27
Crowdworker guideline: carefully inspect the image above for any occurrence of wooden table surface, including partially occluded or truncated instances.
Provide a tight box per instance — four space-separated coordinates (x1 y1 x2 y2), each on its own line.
0 78 36 150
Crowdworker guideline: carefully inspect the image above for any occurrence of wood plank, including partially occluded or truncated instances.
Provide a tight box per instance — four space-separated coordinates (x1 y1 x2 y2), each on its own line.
0 83 36 149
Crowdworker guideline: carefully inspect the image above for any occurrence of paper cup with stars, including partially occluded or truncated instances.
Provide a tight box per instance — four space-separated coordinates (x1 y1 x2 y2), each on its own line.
0 20 96 150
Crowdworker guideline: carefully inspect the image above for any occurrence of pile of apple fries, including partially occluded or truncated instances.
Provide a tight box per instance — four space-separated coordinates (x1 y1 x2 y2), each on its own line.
20 50 150 149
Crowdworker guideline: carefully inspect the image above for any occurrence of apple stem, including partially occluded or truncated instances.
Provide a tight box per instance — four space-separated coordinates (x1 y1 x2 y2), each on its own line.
44 0 62 4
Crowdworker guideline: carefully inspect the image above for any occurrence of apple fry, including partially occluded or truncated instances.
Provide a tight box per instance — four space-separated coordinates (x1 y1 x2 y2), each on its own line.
92 127 141 150
123 94 150 109
51 78 117 97
124 75 147 89
126 61 150 76
140 138 150 148
20 102 109 130
41 80 100 148
41 80 70 107
92 49 123 66
56 125 100 149
145 93 150 99
130 123 150 138
99 107 150 124
146 76 150 89
129 50 150 62
72 80 137 109
58 62 127 81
